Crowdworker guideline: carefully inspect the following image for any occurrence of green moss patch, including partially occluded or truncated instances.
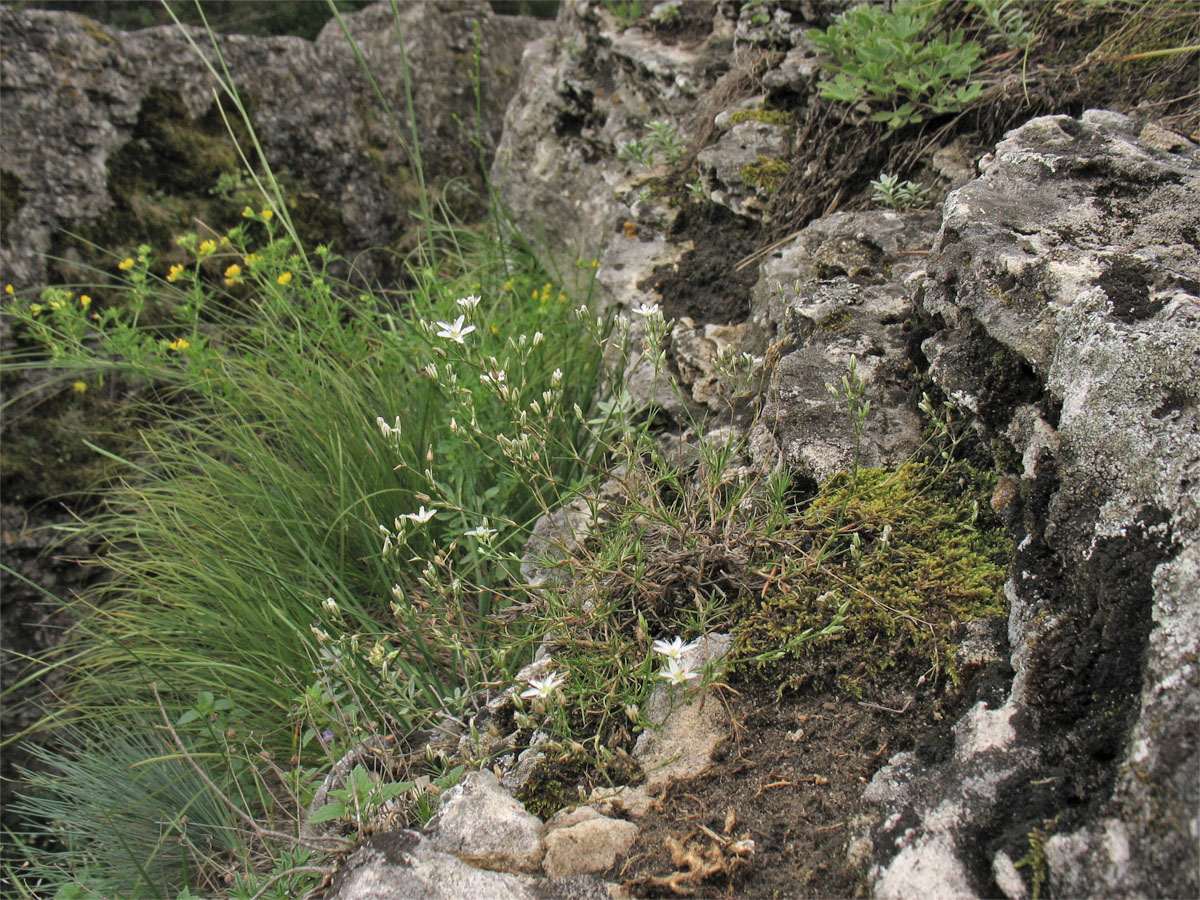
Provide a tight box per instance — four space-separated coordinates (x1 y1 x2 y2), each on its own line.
730 108 792 127
740 155 789 194
733 459 1011 693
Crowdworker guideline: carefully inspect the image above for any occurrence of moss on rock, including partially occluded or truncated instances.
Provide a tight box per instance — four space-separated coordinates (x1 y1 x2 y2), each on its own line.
740 156 789 194
733 459 1011 693
730 108 792 128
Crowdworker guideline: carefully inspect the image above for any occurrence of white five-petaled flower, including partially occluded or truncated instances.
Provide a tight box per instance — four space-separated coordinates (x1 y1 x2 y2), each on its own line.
631 302 660 318
434 314 476 344
401 505 437 524
659 657 698 686
464 522 497 541
456 294 481 312
520 670 566 701
652 636 696 660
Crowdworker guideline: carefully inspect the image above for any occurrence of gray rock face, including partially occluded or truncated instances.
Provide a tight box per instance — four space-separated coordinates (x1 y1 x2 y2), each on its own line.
425 769 545 873
331 830 613 900
865 110 1200 900
543 807 640 878
746 209 939 484
489 1 739 306
0 1 547 289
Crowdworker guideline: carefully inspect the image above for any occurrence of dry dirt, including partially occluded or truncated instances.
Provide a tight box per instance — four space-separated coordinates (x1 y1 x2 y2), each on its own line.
606 674 978 899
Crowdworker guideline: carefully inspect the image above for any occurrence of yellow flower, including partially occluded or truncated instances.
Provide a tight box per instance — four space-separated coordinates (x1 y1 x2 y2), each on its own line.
260 208 274 221
118 257 135 271
168 338 190 352
241 206 255 218
80 295 92 308
4 284 14 295
531 290 540 301
223 264 243 286
277 271 293 286
219 235 231 247
72 381 87 393
502 278 514 293
167 264 185 283
198 240 217 257
244 253 262 267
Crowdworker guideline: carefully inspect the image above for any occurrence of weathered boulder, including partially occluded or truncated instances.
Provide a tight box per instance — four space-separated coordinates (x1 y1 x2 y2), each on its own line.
0 0 547 290
329 829 614 900
489 1 738 306
864 110 1200 899
745 209 939 484
542 807 640 878
425 769 545 873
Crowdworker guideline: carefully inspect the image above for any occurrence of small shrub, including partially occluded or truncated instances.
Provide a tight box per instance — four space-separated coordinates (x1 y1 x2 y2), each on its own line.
871 172 933 209
807 0 984 129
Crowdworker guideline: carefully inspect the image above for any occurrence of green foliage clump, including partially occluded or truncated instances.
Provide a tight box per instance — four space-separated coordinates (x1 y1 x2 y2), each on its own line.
871 172 932 210
603 0 643 28
734 458 1010 691
807 0 984 129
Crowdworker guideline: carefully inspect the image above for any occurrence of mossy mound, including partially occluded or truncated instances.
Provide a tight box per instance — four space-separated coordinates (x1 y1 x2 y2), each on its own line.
733 459 1011 694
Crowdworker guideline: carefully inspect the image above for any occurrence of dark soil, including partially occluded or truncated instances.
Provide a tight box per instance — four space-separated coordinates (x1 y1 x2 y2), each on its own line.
609 677 969 899
648 1 716 47
641 203 762 325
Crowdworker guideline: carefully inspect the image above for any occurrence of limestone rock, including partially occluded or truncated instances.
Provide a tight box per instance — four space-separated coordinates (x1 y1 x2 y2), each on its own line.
489 1 732 305
0 1 547 290
633 632 733 788
330 830 613 900
543 807 640 878
745 209 939 484
865 110 1200 900
425 769 544 873
696 117 789 220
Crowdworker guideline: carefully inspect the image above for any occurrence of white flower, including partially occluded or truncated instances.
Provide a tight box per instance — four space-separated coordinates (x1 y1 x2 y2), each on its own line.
434 315 476 344
520 671 566 701
376 415 402 439
323 597 340 615
652 636 696 660
480 368 506 386
464 522 497 541
632 302 660 318
401 506 437 524
659 657 698 686
456 294 481 312
551 368 563 388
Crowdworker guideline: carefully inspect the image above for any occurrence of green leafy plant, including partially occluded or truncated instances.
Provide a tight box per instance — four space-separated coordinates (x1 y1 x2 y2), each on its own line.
603 0 644 28
650 2 681 24
308 765 414 827
870 172 933 209
645 119 686 164
807 0 984 129
621 120 686 167
968 0 1035 49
